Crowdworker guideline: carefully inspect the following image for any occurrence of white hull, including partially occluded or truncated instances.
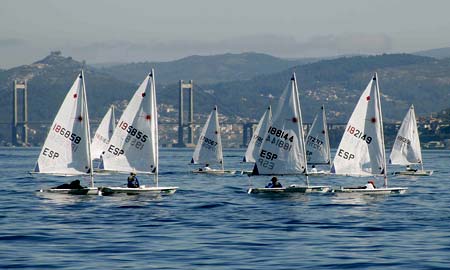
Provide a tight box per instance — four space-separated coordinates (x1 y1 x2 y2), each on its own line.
99 186 178 195
248 185 330 194
392 170 433 176
331 187 408 195
93 169 154 176
308 170 331 176
192 169 236 174
38 187 99 195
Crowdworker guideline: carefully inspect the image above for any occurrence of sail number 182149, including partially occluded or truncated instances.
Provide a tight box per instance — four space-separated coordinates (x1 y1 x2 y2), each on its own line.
346 125 372 144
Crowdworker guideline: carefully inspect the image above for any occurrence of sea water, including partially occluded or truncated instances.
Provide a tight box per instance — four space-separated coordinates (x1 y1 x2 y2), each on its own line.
0 148 449 269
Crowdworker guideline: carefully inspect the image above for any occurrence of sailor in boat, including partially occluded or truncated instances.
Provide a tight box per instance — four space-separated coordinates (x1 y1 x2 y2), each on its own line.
198 163 212 172
310 165 318 173
53 179 85 190
364 180 376 189
406 165 417 172
265 177 283 188
127 172 140 188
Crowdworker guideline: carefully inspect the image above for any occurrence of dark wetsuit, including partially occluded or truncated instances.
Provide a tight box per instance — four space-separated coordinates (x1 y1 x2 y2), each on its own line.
265 182 282 188
127 176 140 188
54 180 84 189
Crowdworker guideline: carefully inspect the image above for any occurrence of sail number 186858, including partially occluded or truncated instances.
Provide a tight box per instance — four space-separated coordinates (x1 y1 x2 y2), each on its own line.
53 124 81 144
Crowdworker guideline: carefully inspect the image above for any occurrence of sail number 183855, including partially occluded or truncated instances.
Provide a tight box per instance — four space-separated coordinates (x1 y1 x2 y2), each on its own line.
346 125 372 144
118 121 148 143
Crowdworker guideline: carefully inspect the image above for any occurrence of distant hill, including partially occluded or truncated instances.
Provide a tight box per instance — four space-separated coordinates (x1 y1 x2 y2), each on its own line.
0 52 136 123
99 52 314 85
1 52 449 138
414 47 450 59
171 53 446 123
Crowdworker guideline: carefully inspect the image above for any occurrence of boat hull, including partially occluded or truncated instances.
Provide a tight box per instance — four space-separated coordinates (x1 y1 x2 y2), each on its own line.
192 169 236 174
308 171 331 176
248 185 330 194
99 186 178 195
331 187 408 194
392 170 433 176
38 187 99 195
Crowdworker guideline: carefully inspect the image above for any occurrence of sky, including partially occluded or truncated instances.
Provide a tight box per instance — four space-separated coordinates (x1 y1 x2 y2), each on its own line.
1 0 450 68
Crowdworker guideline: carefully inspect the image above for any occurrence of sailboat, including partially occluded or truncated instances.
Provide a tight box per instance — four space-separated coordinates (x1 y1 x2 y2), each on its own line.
91 105 116 160
243 106 272 163
33 70 97 195
305 105 331 175
331 73 407 194
191 106 234 174
248 73 330 194
389 105 433 176
99 70 178 195
240 106 272 174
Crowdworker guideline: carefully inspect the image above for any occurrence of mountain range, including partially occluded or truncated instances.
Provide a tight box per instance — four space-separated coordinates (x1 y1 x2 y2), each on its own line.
97 52 316 85
1 51 449 131
414 46 450 59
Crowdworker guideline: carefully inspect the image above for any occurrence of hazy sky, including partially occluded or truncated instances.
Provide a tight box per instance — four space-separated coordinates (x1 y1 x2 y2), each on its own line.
1 0 450 68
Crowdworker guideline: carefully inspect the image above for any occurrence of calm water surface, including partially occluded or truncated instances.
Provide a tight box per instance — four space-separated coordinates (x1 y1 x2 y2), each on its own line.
0 148 449 269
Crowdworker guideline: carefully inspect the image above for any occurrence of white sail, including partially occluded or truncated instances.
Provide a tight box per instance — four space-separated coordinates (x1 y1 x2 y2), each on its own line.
191 106 224 167
243 106 272 163
252 73 307 175
306 105 331 165
389 105 422 165
100 72 157 174
34 71 92 177
331 74 385 176
91 105 116 159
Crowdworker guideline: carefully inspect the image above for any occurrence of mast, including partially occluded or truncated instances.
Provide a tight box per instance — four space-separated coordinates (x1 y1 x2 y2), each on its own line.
322 104 332 170
111 105 116 130
293 73 309 186
374 73 388 188
215 105 224 171
150 69 159 187
81 70 94 187
411 105 424 171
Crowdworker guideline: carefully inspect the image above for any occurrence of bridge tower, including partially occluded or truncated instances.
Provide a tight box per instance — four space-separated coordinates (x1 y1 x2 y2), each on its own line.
241 123 255 148
175 80 194 147
11 80 28 146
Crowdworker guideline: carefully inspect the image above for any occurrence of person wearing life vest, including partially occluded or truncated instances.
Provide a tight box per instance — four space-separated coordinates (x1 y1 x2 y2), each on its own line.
127 172 140 188
406 165 417 172
365 180 376 189
53 179 84 189
199 163 212 172
266 176 283 188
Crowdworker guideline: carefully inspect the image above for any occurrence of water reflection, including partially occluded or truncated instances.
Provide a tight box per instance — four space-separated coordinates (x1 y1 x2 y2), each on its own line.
99 192 163 207
331 192 388 205
36 191 99 206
